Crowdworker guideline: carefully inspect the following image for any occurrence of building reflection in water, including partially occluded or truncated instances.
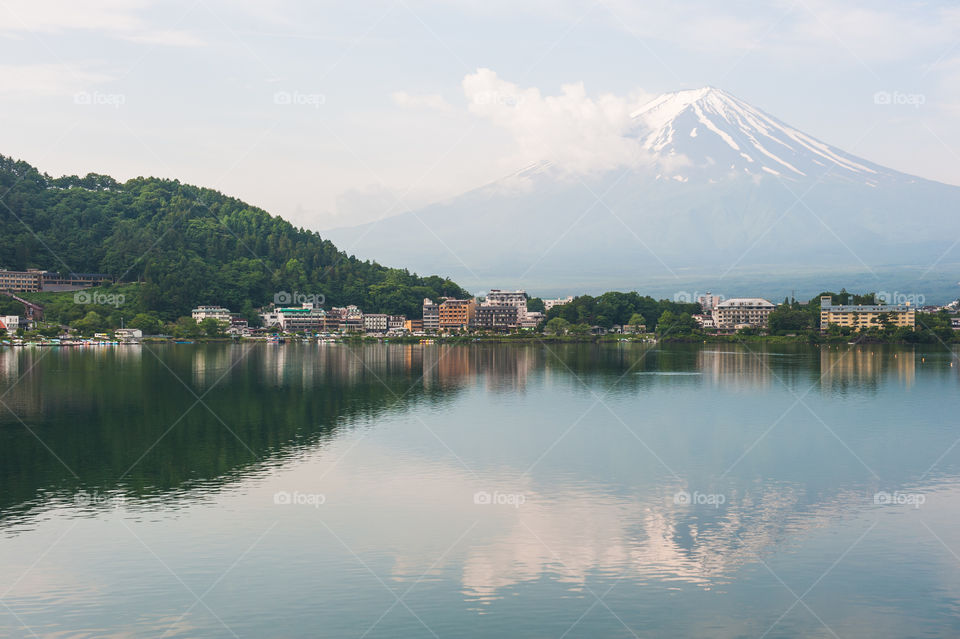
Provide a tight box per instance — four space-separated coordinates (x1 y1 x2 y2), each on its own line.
819 346 916 392
696 348 773 390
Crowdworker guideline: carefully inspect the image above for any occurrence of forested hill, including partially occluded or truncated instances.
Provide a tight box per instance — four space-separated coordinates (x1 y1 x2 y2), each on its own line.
0 155 469 319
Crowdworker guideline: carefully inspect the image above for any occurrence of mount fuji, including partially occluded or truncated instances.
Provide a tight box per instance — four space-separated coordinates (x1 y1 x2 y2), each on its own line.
326 87 960 298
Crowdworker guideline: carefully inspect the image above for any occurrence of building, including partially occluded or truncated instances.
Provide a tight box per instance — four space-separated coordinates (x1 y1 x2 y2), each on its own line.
697 292 724 311
422 298 440 333
331 305 364 332
363 313 389 333
0 316 19 333
713 298 775 329
692 314 715 330
228 317 249 336
192 305 232 323
544 296 574 311
0 269 44 292
473 305 519 331
41 272 113 292
260 310 281 328
388 315 406 332
276 305 326 332
519 311 543 329
438 298 476 331
623 321 647 333
819 296 915 330
115 328 143 342
484 289 527 309
405 319 424 333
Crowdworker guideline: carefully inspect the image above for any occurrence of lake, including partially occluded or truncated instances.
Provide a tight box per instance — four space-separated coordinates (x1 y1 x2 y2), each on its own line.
1 342 959 638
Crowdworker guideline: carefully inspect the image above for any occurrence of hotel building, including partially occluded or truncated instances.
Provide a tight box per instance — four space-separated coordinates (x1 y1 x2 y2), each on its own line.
0 269 44 292
819 296 915 330
438 298 476 331
713 298 775 329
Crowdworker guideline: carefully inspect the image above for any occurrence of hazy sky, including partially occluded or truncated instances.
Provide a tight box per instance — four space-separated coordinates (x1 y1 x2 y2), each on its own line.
1 0 958 231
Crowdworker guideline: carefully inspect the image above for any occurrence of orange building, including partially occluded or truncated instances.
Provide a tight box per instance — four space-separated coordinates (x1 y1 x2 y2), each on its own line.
438 298 476 331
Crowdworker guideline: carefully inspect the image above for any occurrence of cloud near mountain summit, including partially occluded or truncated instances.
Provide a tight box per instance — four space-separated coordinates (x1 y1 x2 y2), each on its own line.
461 68 657 177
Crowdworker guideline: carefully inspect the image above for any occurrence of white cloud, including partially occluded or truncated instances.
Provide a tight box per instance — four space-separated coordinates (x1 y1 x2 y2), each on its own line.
0 64 114 97
461 68 656 176
0 0 146 34
390 91 453 112
0 1 204 47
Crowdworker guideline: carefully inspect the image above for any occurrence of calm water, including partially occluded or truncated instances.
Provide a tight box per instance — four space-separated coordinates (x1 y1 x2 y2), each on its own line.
1 342 959 638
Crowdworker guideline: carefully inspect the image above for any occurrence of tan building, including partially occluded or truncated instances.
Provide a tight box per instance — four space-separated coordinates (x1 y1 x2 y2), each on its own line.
819 296 915 330
713 298 775 329
0 269 44 292
405 319 424 333
438 298 476 331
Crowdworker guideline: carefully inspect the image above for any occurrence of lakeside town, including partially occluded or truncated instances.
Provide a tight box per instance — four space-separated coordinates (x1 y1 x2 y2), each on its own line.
2 268 960 345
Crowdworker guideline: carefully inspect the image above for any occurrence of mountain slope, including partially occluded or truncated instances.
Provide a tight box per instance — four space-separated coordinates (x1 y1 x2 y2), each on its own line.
0 155 469 319
327 88 960 296
629 87 902 184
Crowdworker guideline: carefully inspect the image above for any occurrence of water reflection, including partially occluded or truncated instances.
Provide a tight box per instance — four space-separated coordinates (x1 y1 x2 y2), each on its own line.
2 342 960 637
1 342 955 523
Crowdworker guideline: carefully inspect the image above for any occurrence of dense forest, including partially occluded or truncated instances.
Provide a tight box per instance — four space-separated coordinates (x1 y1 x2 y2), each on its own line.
0 154 469 321
542 291 701 331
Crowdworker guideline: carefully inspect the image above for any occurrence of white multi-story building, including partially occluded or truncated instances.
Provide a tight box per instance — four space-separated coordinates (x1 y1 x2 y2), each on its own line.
192 305 232 323
277 305 326 332
260 310 281 328
519 311 544 329
363 314 388 333
388 315 406 331
544 296 574 311
713 298 775 329
0 315 19 332
484 289 527 309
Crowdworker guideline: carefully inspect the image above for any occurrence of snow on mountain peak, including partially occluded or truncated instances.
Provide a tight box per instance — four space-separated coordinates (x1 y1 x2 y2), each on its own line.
629 87 897 184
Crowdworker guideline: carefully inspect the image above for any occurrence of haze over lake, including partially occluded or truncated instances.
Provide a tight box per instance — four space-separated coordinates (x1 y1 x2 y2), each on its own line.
2 343 959 638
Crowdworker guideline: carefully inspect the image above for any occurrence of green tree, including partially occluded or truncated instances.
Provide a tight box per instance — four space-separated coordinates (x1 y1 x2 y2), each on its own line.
627 313 647 330
171 317 203 339
129 313 162 335
199 317 225 337
655 310 699 336
545 317 570 335
73 311 105 335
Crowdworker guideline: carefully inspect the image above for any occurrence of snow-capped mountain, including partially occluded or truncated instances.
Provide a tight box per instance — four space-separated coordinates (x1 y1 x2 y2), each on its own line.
629 87 903 185
326 87 960 297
